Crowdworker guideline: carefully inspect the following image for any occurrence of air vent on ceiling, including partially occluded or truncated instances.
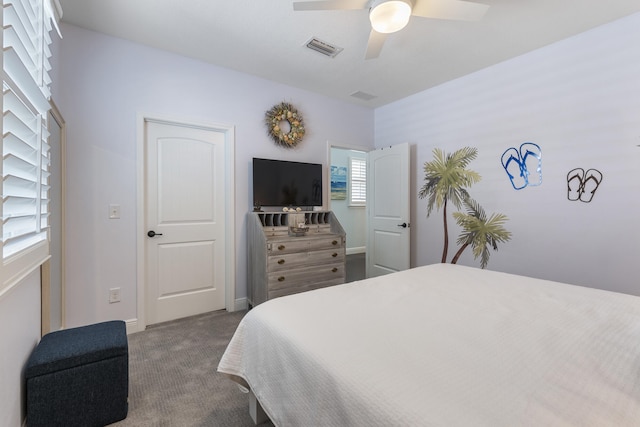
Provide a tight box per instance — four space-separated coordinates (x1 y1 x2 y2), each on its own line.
350 91 377 101
305 37 343 58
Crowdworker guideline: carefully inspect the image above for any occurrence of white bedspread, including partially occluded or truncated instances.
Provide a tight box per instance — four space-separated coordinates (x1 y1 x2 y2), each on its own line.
218 264 640 426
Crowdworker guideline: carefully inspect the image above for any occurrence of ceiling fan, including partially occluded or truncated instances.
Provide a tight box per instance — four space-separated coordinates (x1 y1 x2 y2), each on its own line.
293 0 489 59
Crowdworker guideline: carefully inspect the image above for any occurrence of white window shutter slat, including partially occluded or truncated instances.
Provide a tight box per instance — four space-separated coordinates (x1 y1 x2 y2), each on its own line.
3 197 35 221
3 132 39 165
349 157 367 206
3 48 50 112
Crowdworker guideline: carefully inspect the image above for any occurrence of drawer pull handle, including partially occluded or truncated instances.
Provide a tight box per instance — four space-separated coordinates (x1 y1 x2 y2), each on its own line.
332 240 338 245
278 276 285 282
278 259 285 265
332 253 338 257
278 244 286 251
331 267 338 273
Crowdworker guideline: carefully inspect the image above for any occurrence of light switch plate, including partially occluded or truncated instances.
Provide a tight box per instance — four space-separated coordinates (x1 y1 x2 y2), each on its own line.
109 204 121 219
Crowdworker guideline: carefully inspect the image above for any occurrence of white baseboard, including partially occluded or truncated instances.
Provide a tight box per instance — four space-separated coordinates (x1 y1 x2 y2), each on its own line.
125 318 139 335
234 297 248 312
346 247 366 255
123 300 248 335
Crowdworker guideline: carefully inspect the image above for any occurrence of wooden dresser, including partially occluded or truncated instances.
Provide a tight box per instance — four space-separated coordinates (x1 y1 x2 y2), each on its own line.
247 211 346 307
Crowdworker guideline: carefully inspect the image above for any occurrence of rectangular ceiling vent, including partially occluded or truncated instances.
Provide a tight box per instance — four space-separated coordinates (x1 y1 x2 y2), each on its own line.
305 37 343 58
350 91 377 101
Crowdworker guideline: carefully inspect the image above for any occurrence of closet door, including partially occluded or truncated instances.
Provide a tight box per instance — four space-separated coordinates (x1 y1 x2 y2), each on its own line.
144 120 227 325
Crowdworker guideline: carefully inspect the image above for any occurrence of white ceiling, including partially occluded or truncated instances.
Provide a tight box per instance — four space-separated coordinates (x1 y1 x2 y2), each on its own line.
58 0 640 108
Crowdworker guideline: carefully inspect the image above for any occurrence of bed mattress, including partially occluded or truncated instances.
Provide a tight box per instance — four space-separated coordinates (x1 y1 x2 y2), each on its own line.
218 263 640 426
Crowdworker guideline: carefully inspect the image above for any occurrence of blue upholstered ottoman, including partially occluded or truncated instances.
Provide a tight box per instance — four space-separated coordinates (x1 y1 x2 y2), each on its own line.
25 320 129 427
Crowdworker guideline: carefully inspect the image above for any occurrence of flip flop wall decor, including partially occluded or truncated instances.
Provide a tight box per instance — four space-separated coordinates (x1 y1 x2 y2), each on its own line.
566 168 603 202
501 142 542 190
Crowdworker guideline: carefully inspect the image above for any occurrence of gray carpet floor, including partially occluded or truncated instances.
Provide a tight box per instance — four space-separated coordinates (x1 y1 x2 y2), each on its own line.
113 256 365 426
112 309 272 427
346 253 365 283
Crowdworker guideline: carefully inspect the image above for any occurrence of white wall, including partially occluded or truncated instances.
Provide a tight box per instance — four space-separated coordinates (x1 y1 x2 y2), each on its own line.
329 147 367 253
0 270 41 426
376 13 640 295
55 24 374 328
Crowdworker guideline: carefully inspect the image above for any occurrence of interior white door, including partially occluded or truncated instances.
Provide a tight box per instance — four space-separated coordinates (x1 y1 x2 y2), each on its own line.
366 143 410 277
145 120 226 325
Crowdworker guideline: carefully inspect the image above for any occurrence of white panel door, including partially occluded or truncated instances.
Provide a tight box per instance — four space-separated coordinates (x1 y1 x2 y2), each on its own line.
366 143 410 277
145 120 226 325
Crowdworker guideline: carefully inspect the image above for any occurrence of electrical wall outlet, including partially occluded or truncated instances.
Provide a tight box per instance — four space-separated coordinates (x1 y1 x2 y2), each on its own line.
109 287 121 303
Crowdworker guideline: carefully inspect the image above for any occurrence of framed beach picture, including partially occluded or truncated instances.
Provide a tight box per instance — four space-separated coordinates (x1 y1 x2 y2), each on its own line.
330 166 347 200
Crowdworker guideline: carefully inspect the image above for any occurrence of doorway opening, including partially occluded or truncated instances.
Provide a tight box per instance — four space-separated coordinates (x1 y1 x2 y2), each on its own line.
328 143 370 282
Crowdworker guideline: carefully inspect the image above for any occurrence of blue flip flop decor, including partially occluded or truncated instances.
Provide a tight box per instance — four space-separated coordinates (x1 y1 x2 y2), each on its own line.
519 142 542 187
501 142 542 190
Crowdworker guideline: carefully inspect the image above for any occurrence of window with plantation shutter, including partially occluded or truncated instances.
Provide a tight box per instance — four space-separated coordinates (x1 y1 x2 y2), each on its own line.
349 156 366 206
2 0 59 287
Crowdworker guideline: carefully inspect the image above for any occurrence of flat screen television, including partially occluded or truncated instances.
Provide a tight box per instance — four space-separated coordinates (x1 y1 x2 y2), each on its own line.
252 158 323 209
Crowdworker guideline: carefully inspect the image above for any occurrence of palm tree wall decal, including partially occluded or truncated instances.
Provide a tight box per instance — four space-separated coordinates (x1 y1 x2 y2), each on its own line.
451 198 512 268
418 147 481 263
419 147 512 268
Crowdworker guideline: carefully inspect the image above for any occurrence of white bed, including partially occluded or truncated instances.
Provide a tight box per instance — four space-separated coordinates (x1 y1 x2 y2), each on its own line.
218 264 640 426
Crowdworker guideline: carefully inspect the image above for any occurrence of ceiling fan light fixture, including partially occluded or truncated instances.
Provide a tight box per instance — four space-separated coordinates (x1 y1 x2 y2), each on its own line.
369 0 412 34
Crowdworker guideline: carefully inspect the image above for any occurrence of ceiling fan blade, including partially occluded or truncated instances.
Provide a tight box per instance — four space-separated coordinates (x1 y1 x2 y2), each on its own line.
412 0 489 21
365 30 388 60
293 0 365 11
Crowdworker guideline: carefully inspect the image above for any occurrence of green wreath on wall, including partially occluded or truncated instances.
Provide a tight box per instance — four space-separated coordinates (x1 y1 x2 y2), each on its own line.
265 102 306 148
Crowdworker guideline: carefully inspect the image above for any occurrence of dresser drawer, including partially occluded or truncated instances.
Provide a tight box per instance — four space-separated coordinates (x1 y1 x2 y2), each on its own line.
268 277 345 300
267 248 344 272
267 236 343 255
267 263 345 291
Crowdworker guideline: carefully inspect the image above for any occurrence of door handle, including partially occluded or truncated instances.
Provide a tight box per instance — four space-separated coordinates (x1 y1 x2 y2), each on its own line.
397 222 408 228
147 230 163 237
